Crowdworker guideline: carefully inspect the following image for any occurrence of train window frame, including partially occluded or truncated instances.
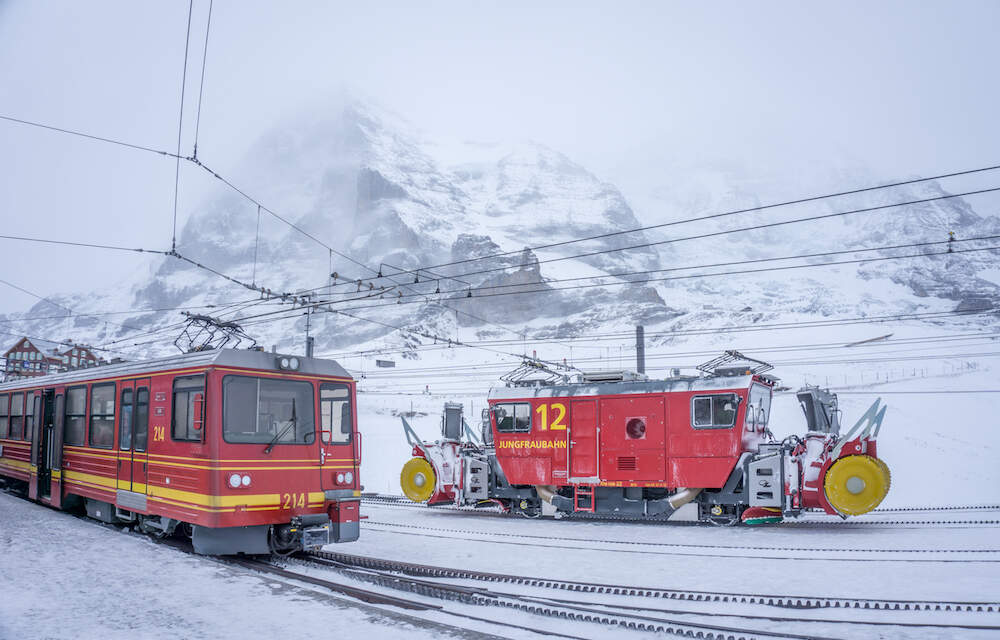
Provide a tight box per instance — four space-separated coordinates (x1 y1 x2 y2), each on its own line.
9 393 24 440
23 392 35 442
134 388 150 452
745 383 772 432
64 386 88 446
320 382 353 444
221 375 316 445
0 393 8 439
494 402 532 434
88 383 116 449
119 388 134 451
172 375 206 443
691 393 740 430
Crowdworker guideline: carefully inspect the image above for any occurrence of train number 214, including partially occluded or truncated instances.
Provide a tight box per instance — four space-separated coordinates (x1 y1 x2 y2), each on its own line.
282 493 306 509
535 403 567 430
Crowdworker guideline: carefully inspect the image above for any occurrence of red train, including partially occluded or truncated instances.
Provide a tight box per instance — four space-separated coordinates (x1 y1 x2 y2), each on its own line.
400 352 890 524
0 349 361 554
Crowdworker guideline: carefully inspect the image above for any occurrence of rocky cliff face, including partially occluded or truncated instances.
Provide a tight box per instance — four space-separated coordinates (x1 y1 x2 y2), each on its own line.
3 100 998 360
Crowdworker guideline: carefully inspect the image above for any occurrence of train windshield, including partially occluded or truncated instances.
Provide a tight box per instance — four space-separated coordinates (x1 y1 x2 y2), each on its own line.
223 376 316 445
746 383 772 429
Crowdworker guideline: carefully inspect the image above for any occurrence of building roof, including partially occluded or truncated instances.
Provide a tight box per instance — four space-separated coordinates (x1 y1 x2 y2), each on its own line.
0 349 352 392
2 337 43 357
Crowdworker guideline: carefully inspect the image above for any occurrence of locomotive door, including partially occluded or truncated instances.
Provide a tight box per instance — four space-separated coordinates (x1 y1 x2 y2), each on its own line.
568 399 600 482
117 379 150 494
28 393 42 500
319 382 355 490
37 391 54 499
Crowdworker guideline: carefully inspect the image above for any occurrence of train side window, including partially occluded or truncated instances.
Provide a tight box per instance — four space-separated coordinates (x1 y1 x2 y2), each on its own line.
89 384 115 449
119 389 134 451
691 394 739 429
495 403 531 433
9 393 23 440
172 376 205 442
64 386 88 446
24 394 35 442
134 389 149 452
0 394 7 438
320 383 352 444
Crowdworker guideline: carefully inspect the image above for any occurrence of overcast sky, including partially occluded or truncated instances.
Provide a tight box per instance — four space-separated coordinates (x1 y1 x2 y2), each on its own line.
1 1 999 315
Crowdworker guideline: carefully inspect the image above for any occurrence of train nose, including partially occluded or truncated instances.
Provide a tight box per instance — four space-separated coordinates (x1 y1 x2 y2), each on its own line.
823 455 891 515
400 457 436 502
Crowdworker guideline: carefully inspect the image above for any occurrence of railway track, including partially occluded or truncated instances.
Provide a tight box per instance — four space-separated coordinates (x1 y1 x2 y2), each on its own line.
361 493 1000 528
273 550 1000 639
360 519 1000 563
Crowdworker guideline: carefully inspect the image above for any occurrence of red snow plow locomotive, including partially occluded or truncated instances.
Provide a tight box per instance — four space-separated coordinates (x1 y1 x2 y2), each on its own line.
399 352 890 525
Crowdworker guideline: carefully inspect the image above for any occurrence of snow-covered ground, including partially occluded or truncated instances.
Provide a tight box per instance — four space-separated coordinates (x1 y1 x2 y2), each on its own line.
2 327 998 639
0 492 509 640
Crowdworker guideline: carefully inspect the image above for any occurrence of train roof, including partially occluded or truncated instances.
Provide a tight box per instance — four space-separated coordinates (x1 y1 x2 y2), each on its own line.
0 349 352 392
488 374 765 400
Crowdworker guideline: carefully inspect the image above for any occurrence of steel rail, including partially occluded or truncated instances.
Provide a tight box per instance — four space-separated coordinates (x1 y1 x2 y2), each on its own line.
296 553 838 640
311 550 1000 615
360 495 1000 528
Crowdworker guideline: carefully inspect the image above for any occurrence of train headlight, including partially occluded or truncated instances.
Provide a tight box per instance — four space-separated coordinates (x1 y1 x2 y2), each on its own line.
228 473 242 489
288 357 300 370
276 356 301 371
344 471 354 484
241 474 251 487
336 472 345 484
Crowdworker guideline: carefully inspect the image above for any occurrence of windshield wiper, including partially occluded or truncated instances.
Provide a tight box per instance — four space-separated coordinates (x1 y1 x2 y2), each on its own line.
264 398 296 454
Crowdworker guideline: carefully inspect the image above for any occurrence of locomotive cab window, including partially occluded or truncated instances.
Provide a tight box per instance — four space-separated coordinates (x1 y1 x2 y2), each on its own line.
493 403 531 433
65 386 87 446
745 383 772 431
223 376 316 445
320 383 352 444
172 376 206 442
89 384 115 449
691 394 739 429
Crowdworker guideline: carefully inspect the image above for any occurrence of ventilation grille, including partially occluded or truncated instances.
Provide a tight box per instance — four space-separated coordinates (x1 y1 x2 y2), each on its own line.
617 456 637 471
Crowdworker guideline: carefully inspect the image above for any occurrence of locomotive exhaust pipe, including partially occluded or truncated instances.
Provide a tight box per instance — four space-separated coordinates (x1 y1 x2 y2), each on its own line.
667 487 702 510
534 485 574 511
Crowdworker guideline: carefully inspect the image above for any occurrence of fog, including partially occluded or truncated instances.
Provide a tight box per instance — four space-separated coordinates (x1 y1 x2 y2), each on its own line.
1 1 998 315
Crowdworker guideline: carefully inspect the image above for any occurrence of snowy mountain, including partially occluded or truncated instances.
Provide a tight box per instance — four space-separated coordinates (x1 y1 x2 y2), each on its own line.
3 99 999 361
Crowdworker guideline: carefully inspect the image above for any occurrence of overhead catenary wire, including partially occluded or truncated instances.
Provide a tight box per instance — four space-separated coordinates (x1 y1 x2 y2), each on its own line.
0 277 143 334
4 104 1000 356
358 164 1000 279
364 187 1000 285
192 0 213 159
171 0 195 252
252 242 1000 317
3 108 997 293
319 234 1000 302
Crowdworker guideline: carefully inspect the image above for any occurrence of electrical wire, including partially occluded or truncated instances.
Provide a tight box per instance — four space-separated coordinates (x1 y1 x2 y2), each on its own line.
192 0 213 159
369 187 1000 284
171 0 195 252
0 115 182 158
354 165 1000 279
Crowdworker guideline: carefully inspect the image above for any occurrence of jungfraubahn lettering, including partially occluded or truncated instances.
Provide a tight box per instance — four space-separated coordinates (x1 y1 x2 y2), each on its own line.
496 440 567 449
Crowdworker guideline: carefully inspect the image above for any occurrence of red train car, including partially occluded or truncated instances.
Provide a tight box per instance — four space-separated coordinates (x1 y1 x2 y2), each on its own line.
0 349 361 553
400 354 890 525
